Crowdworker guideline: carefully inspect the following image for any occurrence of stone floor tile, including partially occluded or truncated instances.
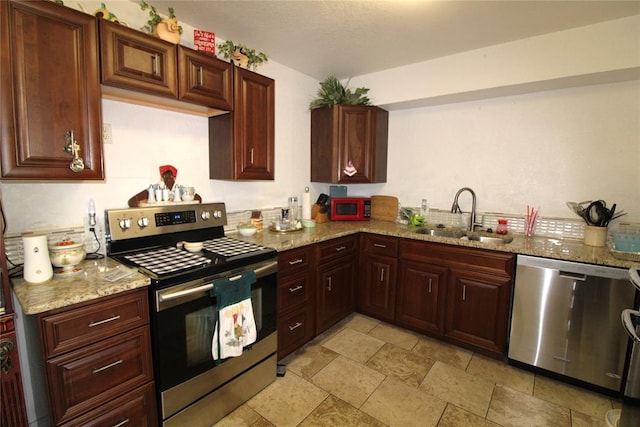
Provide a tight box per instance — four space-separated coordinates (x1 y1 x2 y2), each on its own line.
361 375 447 427
322 327 385 363
420 360 494 417
467 353 535 395
310 355 385 408
412 335 473 370
298 395 387 426
487 384 571 427
282 344 339 380
365 342 434 387
367 322 421 350
247 371 328 426
437 404 502 427
533 376 613 420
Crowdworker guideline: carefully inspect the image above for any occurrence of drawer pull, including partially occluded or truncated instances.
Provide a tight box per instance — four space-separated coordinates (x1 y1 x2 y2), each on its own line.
334 246 347 252
288 285 303 293
380 268 385 282
327 277 332 291
113 419 130 427
428 278 432 293
462 285 466 301
373 243 387 248
92 359 123 374
89 315 121 328
289 322 303 331
288 258 303 265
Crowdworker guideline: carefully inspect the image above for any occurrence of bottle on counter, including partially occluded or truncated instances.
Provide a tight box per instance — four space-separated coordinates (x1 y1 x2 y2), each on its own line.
497 219 509 235
288 196 299 224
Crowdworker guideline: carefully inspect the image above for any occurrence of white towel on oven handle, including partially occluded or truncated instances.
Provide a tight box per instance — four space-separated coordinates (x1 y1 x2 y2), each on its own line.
212 297 256 360
211 271 258 361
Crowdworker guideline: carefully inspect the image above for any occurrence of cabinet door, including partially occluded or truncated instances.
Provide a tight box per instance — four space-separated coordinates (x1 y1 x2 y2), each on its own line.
178 46 233 109
1 0 103 180
0 315 28 427
310 105 388 183
99 19 177 98
396 260 448 336
317 257 356 334
445 268 512 358
209 67 275 180
360 253 397 322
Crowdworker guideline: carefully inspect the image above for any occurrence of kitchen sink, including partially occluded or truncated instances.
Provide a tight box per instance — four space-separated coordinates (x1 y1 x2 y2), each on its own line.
414 227 467 238
461 234 513 244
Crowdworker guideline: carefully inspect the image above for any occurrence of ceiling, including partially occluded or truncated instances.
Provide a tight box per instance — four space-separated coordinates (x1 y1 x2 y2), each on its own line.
146 1 640 80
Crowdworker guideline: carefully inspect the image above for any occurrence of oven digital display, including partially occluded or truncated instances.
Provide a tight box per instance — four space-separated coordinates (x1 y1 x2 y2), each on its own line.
155 210 197 226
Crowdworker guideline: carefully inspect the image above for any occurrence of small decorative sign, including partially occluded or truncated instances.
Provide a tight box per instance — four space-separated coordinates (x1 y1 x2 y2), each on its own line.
194 29 216 54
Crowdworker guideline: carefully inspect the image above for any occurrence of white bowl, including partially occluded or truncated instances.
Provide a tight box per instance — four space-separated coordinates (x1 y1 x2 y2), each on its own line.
49 240 86 271
184 242 204 252
238 226 257 237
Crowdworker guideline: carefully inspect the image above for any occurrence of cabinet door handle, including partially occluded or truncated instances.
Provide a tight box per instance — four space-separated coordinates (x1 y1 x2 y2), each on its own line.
289 322 303 331
197 66 204 86
288 258 303 265
89 315 121 328
113 419 130 427
334 246 347 252
152 53 159 76
428 278 432 293
380 268 385 283
64 130 85 172
288 285 303 293
92 359 123 374
462 285 467 301
373 243 386 248
327 277 332 291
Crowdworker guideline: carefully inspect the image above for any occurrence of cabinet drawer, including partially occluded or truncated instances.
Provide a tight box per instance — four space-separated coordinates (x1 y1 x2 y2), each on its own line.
40 289 149 357
278 246 313 274
278 307 315 359
60 382 157 427
46 326 153 425
318 236 357 265
278 270 312 311
361 234 398 256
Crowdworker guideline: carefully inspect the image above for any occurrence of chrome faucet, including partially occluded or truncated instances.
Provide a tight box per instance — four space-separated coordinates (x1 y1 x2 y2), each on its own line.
450 187 481 232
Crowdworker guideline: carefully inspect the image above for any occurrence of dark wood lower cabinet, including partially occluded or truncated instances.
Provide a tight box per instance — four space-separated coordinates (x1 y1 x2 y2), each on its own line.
396 260 448 336
0 314 28 427
278 234 514 361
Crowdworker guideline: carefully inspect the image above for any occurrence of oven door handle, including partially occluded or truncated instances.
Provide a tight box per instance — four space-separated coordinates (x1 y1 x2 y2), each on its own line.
158 260 278 302
158 283 215 302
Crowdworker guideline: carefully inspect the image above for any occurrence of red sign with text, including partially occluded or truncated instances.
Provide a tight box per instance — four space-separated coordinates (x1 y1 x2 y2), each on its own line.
194 30 215 54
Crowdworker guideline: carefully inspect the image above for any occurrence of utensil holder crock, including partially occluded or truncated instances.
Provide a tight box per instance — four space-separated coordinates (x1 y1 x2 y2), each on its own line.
584 225 608 247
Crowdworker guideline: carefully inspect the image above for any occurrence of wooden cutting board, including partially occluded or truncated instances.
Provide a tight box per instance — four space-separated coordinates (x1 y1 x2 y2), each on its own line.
371 196 399 222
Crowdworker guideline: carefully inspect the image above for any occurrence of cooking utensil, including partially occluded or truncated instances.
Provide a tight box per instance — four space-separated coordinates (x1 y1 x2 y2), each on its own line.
585 200 608 227
566 201 592 218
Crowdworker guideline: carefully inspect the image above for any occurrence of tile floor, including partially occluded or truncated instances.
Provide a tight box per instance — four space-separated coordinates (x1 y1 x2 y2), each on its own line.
214 314 619 427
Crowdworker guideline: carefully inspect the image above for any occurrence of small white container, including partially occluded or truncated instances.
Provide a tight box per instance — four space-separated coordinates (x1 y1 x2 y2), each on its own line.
183 242 204 252
584 225 607 247
238 225 257 237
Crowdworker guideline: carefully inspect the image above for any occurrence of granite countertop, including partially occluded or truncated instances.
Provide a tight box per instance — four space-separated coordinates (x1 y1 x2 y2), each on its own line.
240 220 640 270
12 257 150 315
12 219 639 315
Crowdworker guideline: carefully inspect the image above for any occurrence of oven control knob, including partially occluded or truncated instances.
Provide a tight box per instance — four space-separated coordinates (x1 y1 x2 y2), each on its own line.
119 218 132 230
137 217 150 228
201 211 211 221
213 210 222 219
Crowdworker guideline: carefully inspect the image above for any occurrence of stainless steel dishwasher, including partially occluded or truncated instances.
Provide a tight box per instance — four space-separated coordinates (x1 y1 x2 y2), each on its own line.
509 254 637 393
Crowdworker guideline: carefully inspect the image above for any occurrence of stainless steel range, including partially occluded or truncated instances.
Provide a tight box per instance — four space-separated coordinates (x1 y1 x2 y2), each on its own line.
105 203 278 427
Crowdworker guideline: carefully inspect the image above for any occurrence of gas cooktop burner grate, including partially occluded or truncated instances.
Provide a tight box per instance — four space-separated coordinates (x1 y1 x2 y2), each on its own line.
124 247 211 275
203 236 269 257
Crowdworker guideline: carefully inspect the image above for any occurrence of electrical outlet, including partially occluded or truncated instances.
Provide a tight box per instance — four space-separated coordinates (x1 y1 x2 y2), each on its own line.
102 123 113 144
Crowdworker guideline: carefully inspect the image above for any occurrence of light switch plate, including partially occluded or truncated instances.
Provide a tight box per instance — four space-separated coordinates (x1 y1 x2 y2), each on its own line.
102 123 113 144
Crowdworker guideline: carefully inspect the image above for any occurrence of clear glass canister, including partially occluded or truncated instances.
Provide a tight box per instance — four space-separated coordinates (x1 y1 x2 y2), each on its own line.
288 197 299 224
496 219 508 235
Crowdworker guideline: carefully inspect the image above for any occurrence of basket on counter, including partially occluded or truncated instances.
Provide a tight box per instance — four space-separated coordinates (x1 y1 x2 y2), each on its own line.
609 232 640 262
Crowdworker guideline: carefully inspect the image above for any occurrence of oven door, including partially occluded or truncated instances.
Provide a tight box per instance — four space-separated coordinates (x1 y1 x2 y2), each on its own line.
152 260 277 392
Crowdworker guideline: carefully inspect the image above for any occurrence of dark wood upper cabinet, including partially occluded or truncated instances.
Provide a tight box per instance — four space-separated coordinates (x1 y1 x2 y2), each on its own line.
99 19 178 98
209 67 275 180
178 46 233 110
311 105 389 183
99 20 233 111
0 0 104 180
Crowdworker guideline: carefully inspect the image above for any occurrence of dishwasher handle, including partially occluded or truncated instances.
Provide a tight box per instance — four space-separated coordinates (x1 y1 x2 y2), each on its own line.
622 309 640 343
630 268 640 291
